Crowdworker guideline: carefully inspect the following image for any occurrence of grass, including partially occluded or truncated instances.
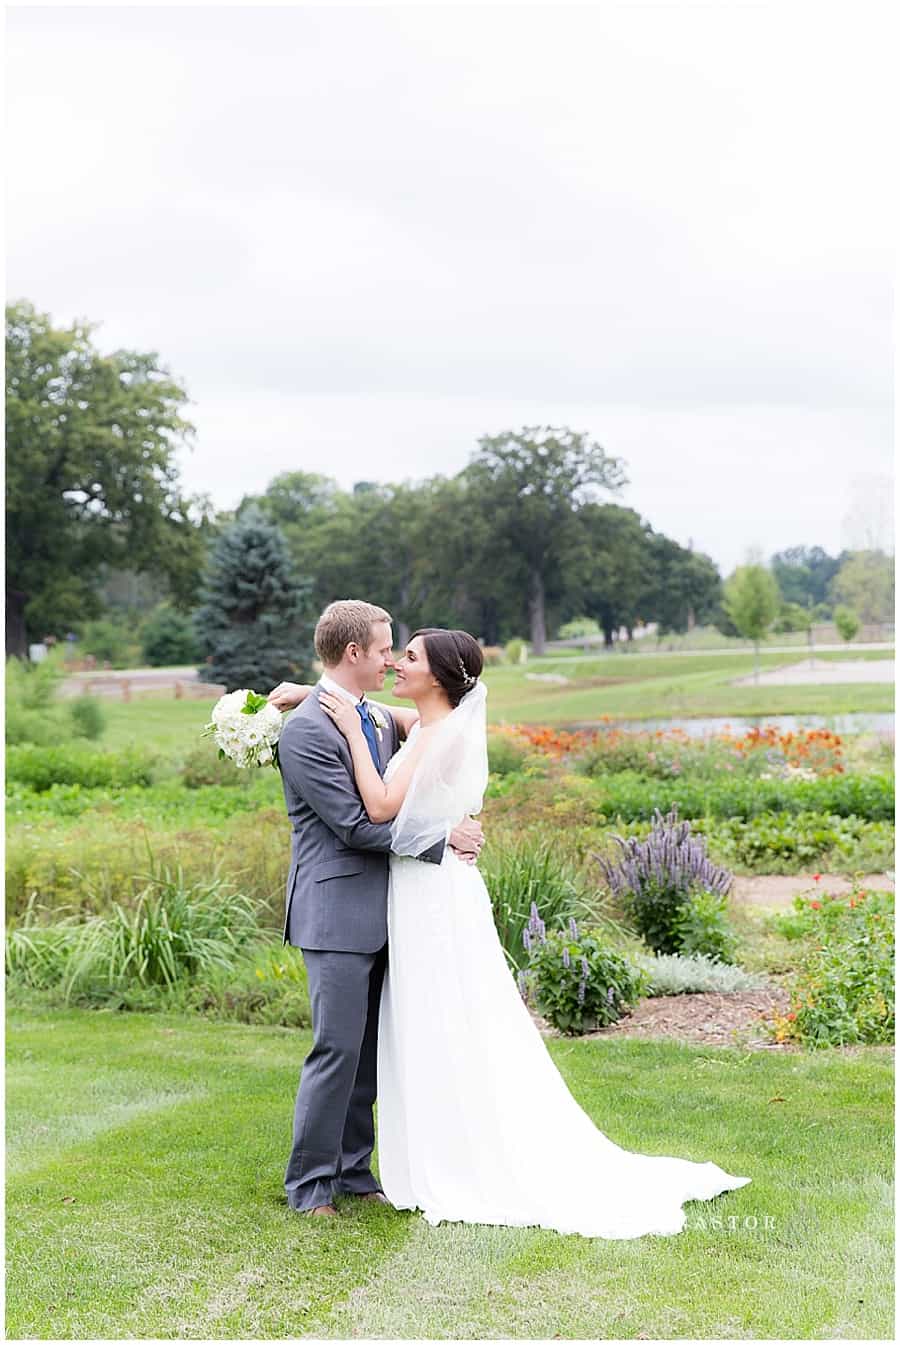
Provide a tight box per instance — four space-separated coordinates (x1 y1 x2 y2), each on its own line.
83 647 894 758
5 1005 893 1339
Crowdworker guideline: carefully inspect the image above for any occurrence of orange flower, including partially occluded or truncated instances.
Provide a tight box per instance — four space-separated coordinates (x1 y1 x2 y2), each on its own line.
810 900 821 910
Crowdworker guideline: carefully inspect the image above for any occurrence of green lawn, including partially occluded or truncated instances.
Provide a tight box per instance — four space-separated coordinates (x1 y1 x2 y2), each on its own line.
6 1007 893 1339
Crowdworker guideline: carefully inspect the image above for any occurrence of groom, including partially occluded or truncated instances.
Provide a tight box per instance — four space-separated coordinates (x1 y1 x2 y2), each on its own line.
269 599 484 1217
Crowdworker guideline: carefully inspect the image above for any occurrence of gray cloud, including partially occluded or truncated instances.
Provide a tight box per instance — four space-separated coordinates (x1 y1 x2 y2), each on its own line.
7 3 894 573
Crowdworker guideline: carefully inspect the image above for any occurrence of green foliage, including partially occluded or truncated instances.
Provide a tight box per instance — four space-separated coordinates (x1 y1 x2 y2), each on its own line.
463 427 629 651
6 744 155 791
707 811 895 872
5 657 106 745
521 915 648 1034
486 730 531 776
833 605 860 644
829 550 894 625
558 617 600 639
140 603 201 666
597 807 735 959
5 300 205 651
583 768 894 823
768 889 894 1047
194 510 314 691
67 694 106 740
771 545 841 610
723 564 780 644
77 616 142 667
672 887 738 962
479 835 596 970
504 638 526 664
6 862 262 1003
180 741 250 789
773 602 813 634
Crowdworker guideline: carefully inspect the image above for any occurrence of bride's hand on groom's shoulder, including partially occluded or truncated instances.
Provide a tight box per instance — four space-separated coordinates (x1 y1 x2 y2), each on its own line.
267 682 309 711
318 691 364 740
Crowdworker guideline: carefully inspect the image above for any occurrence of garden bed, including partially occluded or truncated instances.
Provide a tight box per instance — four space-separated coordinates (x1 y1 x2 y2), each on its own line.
533 986 793 1049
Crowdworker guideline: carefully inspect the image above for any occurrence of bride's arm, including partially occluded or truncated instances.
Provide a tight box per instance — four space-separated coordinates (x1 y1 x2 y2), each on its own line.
267 681 314 712
318 691 430 823
383 704 420 740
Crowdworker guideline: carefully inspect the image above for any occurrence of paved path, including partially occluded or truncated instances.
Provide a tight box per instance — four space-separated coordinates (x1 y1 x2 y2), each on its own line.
731 872 894 907
733 658 895 687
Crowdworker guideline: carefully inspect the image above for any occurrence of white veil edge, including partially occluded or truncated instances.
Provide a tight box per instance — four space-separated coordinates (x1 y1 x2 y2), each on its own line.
389 681 489 858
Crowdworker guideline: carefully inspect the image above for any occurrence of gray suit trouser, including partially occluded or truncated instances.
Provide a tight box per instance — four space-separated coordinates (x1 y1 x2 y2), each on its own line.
285 943 387 1211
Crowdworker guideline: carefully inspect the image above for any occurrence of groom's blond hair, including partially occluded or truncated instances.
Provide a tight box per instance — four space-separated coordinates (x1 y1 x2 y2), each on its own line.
315 600 392 667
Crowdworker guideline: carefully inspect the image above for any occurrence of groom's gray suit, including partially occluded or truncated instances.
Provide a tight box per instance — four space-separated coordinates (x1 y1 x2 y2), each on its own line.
279 683 445 1211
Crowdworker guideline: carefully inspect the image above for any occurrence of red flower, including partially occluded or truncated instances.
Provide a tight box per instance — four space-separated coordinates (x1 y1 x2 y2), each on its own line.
810 900 821 910
813 873 822 882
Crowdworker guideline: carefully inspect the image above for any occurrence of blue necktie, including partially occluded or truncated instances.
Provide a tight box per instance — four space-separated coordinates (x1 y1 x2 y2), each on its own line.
355 701 383 775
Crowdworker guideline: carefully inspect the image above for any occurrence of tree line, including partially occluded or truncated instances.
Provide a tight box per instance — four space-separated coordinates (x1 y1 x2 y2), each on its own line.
6 300 893 677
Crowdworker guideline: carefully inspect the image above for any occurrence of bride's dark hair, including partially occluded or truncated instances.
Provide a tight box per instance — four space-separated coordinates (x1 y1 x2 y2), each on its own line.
411 628 484 709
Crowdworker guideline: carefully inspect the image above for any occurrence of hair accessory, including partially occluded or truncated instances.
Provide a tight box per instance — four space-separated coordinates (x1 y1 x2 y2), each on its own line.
457 655 477 689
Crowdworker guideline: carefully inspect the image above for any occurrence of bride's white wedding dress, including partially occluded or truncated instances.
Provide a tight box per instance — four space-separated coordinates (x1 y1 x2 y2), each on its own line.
375 684 751 1239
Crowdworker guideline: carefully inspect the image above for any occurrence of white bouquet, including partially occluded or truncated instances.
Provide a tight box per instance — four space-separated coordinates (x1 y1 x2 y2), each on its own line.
203 689 283 768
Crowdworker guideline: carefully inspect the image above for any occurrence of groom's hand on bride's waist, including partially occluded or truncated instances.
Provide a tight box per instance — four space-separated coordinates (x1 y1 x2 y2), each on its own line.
449 817 484 865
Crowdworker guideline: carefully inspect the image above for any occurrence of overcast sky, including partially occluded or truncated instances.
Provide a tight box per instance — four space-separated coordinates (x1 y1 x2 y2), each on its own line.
7 1 895 574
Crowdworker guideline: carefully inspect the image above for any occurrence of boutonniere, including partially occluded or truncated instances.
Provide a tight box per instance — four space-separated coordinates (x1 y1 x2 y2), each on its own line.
368 704 387 741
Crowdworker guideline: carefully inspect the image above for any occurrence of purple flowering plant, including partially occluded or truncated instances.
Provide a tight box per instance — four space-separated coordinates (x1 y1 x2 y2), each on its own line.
595 805 735 959
518 905 649 1036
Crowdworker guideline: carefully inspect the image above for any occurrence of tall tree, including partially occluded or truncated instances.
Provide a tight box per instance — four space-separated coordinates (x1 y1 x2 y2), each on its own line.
829 550 894 625
5 300 206 655
646 535 722 637
571 504 654 646
462 427 627 654
771 545 842 610
194 511 314 690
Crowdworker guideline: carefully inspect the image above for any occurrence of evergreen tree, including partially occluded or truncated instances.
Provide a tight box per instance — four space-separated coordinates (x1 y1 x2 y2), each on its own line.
194 512 314 690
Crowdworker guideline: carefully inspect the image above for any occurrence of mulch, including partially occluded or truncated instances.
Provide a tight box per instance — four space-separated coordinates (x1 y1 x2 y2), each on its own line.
532 985 795 1050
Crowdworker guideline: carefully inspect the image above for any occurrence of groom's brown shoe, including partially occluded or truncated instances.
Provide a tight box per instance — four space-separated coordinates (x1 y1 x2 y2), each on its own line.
302 1203 340 1217
353 1191 389 1205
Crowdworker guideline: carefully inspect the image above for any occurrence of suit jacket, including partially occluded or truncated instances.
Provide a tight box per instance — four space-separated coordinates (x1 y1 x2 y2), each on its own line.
279 685 445 951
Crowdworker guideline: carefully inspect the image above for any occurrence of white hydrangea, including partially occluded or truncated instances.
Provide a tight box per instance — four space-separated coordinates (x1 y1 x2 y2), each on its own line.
203 689 284 769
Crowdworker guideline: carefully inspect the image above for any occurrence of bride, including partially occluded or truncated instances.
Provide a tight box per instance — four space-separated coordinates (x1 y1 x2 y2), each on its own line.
316 626 751 1239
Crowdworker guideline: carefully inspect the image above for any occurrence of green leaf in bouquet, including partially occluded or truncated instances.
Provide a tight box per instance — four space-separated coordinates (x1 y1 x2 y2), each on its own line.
241 691 268 715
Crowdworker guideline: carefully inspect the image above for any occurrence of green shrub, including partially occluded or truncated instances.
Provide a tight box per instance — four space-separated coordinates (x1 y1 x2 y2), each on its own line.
705 811 894 873
768 890 894 1047
180 741 249 789
6 744 156 791
6 656 68 745
140 604 202 666
673 887 738 963
487 731 530 777
480 835 596 970
520 911 648 1035
67 694 106 740
633 951 768 996
582 769 894 824
77 616 142 668
504 638 525 665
